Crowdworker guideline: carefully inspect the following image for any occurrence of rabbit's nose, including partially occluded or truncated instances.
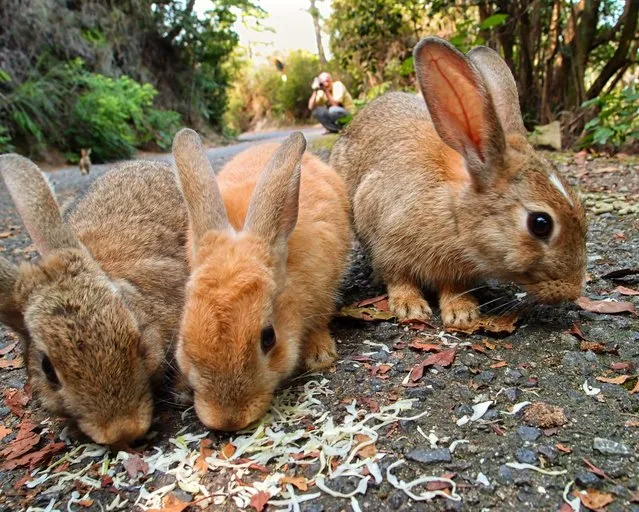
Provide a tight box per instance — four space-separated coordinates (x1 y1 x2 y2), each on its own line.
80 408 152 445
194 395 248 432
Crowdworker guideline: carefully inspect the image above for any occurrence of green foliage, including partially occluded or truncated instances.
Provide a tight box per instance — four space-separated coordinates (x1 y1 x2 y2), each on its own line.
0 60 182 161
581 85 639 149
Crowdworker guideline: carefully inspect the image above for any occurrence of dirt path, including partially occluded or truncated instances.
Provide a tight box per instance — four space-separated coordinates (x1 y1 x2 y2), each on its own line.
0 142 637 512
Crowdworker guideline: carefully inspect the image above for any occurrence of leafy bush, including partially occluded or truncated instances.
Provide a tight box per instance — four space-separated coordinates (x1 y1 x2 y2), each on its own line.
581 85 639 149
0 60 182 161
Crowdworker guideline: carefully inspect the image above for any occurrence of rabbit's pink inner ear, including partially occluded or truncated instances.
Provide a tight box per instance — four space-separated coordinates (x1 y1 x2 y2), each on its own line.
415 39 505 188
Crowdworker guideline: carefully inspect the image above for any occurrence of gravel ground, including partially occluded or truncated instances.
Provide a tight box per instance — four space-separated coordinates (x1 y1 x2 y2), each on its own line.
0 138 637 512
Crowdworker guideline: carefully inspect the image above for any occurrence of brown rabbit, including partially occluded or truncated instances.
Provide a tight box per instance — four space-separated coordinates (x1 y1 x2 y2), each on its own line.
172 129 350 431
330 37 587 328
0 155 188 444
79 148 91 175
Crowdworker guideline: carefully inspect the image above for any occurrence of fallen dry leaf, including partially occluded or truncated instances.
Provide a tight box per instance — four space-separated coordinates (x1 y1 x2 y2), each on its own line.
583 458 613 482
360 397 380 413
0 356 23 369
2 388 30 417
596 374 633 385
444 314 518 335
377 364 392 375
354 434 377 459
0 231 14 239
0 420 39 460
280 475 308 491
0 425 11 441
580 341 619 355
556 443 572 453
565 323 586 341
76 499 94 508
522 402 567 428
611 361 634 372
613 285 639 296
221 441 236 460
0 339 18 355
410 349 456 382
147 493 192 512
195 439 213 473
470 343 487 354
398 319 436 331
601 268 639 279
578 489 614 510
483 340 496 350
407 340 441 352
338 305 396 322
250 491 271 512
630 379 639 395
356 295 389 311
625 420 639 427
575 296 636 315
490 361 508 369
0 441 65 471
122 454 149 479
632 490 639 503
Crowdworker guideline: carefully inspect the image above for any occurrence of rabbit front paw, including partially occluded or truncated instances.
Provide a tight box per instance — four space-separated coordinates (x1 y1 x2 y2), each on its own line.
388 282 432 321
304 328 338 371
439 289 480 328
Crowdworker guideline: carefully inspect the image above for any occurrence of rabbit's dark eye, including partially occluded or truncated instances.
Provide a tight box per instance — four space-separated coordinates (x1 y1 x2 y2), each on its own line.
260 326 276 354
528 212 553 239
41 355 60 386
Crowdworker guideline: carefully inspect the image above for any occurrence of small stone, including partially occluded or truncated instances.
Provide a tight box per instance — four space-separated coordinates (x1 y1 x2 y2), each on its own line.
498 464 514 484
171 490 193 503
451 365 471 381
387 491 406 510
371 381 383 392
566 389 585 402
406 387 433 399
0 406 9 419
375 322 396 341
536 445 558 463
483 409 499 421
504 387 522 402
584 350 598 362
423 378 445 390
599 459 628 478
517 426 541 442
475 370 495 384
575 471 602 489
504 368 523 385
372 350 389 363
301 504 324 512
406 447 452 465
593 438 633 457
455 404 473 417
515 448 537 464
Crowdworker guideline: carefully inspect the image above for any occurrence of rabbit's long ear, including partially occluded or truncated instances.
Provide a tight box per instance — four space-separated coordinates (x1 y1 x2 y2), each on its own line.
414 37 505 192
0 257 25 335
244 133 306 255
467 46 526 136
0 155 81 255
172 128 230 250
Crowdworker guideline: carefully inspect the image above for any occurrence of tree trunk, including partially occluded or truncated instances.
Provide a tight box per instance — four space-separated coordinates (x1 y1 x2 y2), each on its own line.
309 0 327 67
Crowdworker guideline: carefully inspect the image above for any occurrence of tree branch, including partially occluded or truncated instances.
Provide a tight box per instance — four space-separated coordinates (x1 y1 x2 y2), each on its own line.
165 0 197 42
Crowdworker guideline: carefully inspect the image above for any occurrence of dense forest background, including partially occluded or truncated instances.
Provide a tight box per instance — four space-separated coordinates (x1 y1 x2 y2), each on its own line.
0 0 637 162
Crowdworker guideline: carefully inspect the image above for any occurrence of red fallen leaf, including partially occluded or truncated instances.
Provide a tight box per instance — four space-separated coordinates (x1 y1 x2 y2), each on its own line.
580 341 619 355
596 374 633 385
613 232 627 241
471 344 487 354
611 361 634 372
377 364 392 375
577 488 614 510
195 438 213 473
407 340 441 352
355 295 388 311
3 388 30 418
0 425 11 441
360 397 380 413
280 475 308 491
392 341 406 350
0 356 24 369
76 499 94 508
564 323 586 341
122 454 149 479
556 443 572 453
583 458 613 482
350 355 374 362
502 343 513 349
0 441 65 470
221 441 237 460
575 296 637 315
0 339 18 355
250 491 271 512
613 285 639 296
101 475 114 488
290 451 320 461
490 424 505 436
490 361 508 369
147 493 192 512
0 420 39 460
410 349 456 382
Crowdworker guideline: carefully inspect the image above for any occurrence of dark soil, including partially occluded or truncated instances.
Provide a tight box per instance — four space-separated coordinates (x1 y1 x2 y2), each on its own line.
0 142 637 512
